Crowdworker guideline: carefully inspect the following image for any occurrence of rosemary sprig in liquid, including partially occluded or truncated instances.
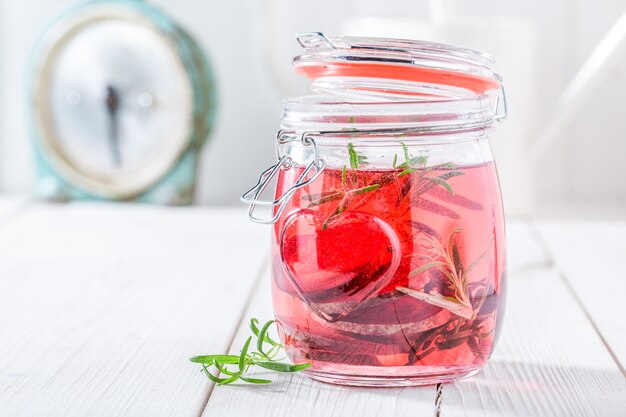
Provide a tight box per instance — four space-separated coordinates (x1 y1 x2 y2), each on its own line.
397 228 494 320
303 142 463 225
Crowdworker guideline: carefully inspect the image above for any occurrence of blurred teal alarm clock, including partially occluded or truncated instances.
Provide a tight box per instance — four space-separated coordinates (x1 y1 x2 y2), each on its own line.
28 0 216 204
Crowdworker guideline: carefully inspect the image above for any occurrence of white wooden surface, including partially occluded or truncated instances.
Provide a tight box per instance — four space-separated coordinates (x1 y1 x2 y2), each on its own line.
0 201 267 416
0 198 625 416
534 221 626 374
0 195 29 225
441 267 626 417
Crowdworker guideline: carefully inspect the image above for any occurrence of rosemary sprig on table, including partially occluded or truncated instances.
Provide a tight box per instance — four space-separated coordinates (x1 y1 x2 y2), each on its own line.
190 318 311 385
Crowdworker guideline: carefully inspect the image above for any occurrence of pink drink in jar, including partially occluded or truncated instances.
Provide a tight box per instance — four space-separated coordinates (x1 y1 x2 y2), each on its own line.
243 33 507 386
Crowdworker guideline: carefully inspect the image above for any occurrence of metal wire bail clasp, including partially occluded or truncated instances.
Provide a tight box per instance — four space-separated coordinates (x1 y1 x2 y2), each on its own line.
495 84 508 121
240 131 326 224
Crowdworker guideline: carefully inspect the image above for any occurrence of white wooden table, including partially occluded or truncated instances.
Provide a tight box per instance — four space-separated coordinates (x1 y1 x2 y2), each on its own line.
0 197 625 416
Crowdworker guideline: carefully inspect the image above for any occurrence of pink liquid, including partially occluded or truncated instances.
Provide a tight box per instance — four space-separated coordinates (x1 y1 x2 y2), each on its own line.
271 162 506 384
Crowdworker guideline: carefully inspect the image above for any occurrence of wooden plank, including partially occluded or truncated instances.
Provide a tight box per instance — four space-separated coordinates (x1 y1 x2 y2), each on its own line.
0 203 267 416
441 267 626 416
202 269 438 417
506 219 552 272
534 220 626 374
0 195 30 224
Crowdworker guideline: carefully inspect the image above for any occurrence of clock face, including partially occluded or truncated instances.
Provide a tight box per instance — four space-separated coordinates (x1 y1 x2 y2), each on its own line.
33 7 194 197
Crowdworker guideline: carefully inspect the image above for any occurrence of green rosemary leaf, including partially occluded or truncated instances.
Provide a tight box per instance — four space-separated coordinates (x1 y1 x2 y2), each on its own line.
319 180 383 229
414 155 429 166
401 142 410 165
289 363 313 372
341 165 347 187
239 336 253 372
447 227 463 249
392 154 398 169
305 190 344 207
348 143 359 169
250 318 281 348
352 184 381 195
408 261 446 276
240 376 273 384
249 318 261 336
436 334 470 350
322 197 349 229
190 355 240 364
214 360 240 376
439 267 458 285
398 167 417 177
218 373 242 386
445 170 465 179
397 143 429 173
433 162 456 169
257 320 276 359
263 333 281 349
451 239 465 276
257 361 313 372
409 155 428 167
396 287 474 319
202 364 229 384
427 176 455 195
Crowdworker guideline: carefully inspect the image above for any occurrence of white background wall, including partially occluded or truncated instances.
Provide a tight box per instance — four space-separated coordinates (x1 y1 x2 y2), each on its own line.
1 0 625 214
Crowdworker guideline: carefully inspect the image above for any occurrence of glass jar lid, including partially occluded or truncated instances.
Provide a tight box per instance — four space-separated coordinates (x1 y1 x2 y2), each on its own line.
284 33 506 134
293 32 502 99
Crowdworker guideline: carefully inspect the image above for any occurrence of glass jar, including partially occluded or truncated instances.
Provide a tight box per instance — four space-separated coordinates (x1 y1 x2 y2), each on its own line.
242 33 507 387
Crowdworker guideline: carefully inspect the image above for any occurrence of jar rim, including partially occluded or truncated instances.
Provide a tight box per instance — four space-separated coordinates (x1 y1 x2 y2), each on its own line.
281 93 499 135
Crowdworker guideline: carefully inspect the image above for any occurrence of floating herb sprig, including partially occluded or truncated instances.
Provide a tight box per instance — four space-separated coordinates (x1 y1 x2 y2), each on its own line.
397 142 429 176
394 229 496 364
306 142 380 228
397 228 493 320
348 143 367 169
396 142 457 195
190 318 311 385
303 142 464 224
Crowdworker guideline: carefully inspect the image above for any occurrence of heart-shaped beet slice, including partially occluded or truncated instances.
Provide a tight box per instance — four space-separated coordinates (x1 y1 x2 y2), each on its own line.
279 210 401 322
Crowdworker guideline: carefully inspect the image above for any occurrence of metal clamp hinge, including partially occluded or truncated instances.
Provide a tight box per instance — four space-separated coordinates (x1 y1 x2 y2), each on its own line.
495 84 508 121
240 131 325 224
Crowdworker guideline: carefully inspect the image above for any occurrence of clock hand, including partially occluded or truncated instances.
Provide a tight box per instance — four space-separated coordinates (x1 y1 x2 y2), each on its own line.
105 85 121 167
